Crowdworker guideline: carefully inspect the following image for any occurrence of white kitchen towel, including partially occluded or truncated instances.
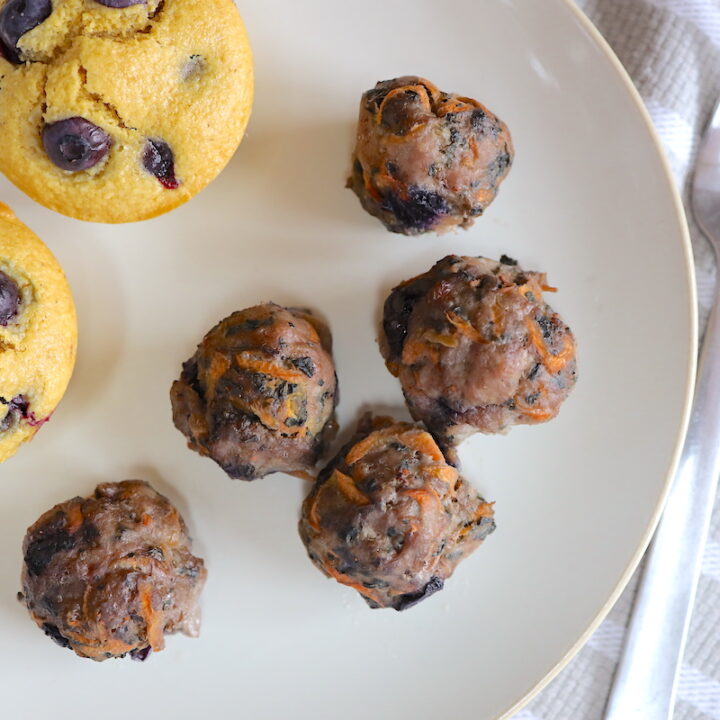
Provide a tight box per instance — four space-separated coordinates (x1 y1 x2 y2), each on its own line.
515 1 720 719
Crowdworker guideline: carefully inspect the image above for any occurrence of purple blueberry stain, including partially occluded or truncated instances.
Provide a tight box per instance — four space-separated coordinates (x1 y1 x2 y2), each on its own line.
94 0 145 6
0 395 24 431
42 623 71 649
0 270 20 326
181 54 204 81
142 138 179 189
42 117 112 172
0 394 50 432
391 576 444 611
130 646 151 661
381 186 449 233
0 0 52 64
25 514 76 577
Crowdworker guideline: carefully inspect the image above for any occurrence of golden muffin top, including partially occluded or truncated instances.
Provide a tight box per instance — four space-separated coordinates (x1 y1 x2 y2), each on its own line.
0 0 253 222
0 203 77 462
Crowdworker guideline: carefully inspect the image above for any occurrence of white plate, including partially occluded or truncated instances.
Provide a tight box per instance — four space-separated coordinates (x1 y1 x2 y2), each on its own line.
0 1 695 718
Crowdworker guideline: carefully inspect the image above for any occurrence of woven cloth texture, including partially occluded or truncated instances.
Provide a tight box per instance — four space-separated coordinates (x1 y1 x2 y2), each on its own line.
514 1 720 718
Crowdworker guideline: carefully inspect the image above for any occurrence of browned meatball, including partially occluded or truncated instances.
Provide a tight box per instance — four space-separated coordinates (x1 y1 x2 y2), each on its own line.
171 303 338 480
19 480 206 662
381 255 577 449
348 76 513 235
299 414 495 610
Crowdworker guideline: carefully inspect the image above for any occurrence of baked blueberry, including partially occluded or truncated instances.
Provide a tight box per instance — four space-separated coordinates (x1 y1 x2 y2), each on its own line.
142 139 180 189
42 118 112 172
349 76 514 235
0 0 52 64
299 414 495 610
0 270 20 326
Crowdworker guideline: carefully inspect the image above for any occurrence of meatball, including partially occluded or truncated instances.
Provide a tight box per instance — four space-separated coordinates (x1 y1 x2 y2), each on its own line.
171 303 338 480
381 255 577 449
299 414 495 610
348 76 513 235
19 480 206 662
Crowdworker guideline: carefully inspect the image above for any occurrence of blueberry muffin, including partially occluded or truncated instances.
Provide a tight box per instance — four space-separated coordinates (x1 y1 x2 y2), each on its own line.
20 480 207 661
348 76 513 235
299 414 495 610
0 0 253 222
171 303 339 481
381 255 577 450
0 203 77 463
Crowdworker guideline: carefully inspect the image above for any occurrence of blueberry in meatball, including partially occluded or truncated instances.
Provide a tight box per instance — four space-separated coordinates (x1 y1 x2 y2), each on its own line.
171 303 338 481
19 480 206 661
299 414 495 610
348 76 513 235
381 255 577 450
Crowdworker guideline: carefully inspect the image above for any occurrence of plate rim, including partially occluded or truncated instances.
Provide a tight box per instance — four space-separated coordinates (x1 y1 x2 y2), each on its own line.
500 2 698 717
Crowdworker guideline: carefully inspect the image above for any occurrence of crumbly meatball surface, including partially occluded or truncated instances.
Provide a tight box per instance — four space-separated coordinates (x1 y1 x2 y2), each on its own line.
381 255 577 448
299 414 495 610
20 480 206 661
171 303 338 481
348 76 513 235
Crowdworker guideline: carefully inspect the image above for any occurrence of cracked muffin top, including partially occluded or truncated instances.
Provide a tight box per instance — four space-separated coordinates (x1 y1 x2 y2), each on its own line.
0 202 77 463
0 0 253 223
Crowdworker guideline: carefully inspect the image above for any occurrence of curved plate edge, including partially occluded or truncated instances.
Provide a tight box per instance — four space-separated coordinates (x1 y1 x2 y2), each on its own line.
498 1 698 718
